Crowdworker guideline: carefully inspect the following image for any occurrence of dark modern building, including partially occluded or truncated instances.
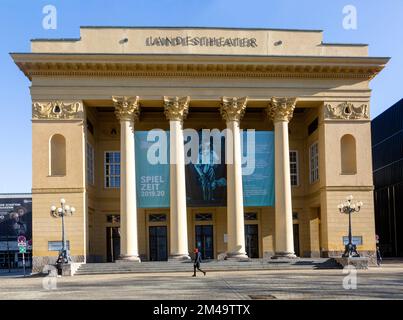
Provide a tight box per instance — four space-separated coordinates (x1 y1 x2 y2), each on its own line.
372 98 403 257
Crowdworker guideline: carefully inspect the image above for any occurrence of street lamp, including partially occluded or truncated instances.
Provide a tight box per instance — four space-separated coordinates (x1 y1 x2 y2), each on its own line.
338 195 363 258
50 198 75 265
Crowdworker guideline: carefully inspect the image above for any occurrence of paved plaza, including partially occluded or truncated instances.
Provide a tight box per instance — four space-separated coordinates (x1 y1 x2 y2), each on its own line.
0 261 403 300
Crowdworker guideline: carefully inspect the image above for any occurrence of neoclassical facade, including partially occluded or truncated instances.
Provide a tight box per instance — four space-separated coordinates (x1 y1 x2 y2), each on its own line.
12 27 388 271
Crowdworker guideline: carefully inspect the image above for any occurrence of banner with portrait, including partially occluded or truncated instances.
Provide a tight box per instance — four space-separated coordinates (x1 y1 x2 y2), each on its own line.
134 130 274 208
0 197 32 242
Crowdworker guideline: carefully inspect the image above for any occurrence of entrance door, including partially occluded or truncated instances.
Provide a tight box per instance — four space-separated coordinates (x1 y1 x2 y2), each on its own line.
106 227 120 262
195 225 214 259
245 224 259 258
149 226 168 261
293 224 300 257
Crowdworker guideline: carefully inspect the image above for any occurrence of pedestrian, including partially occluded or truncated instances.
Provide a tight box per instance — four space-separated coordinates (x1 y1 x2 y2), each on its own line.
192 248 206 277
376 235 382 267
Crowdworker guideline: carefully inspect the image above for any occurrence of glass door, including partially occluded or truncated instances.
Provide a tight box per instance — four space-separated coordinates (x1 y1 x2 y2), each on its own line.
149 226 168 261
195 225 214 259
245 224 259 258
293 224 300 257
106 227 120 262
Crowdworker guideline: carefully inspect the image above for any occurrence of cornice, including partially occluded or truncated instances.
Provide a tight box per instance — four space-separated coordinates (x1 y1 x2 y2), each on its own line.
11 53 388 81
32 188 85 194
293 185 375 201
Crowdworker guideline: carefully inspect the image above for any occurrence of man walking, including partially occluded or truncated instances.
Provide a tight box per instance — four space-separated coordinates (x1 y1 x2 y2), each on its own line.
376 235 382 267
193 248 206 277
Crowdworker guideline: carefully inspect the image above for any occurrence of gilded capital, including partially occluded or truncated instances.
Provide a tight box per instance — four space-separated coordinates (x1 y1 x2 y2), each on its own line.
267 97 297 123
112 96 140 122
164 96 190 122
220 97 248 122
32 101 84 120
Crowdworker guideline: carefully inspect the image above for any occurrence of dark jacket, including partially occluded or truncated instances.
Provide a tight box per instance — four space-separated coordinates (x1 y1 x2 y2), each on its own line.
194 251 202 265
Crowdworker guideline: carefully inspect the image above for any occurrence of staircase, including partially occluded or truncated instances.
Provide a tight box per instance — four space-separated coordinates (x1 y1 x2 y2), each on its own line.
75 258 340 276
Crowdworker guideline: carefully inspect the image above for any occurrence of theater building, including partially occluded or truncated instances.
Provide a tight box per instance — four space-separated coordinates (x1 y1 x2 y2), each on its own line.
11 27 388 271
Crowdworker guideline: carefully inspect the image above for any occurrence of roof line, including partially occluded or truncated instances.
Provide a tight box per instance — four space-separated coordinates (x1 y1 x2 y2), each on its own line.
321 42 368 47
372 98 403 122
31 38 81 42
10 52 391 61
78 25 324 32
0 194 32 198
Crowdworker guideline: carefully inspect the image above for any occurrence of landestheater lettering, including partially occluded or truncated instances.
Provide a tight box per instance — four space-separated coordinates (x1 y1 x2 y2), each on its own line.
145 36 258 48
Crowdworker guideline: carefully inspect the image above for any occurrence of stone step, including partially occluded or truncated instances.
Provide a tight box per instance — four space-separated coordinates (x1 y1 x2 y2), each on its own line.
75 258 340 275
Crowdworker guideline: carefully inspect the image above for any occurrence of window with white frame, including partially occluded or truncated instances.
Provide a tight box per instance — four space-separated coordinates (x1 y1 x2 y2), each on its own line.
309 142 319 183
86 142 95 185
105 151 120 188
289 150 299 186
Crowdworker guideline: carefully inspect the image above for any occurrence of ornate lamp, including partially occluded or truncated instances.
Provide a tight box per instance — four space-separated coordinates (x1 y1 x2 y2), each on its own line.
50 198 75 265
338 195 363 258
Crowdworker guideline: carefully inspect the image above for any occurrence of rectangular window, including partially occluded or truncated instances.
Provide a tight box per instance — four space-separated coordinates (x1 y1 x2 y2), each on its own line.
105 151 121 188
308 118 318 136
86 142 95 185
244 212 258 221
195 213 213 221
309 142 319 183
149 214 167 222
106 215 120 223
289 150 299 186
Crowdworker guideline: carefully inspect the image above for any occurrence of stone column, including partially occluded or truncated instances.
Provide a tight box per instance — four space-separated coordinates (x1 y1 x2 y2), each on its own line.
267 97 297 258
113 96 141 262
164 96 191 260
220 97 248 260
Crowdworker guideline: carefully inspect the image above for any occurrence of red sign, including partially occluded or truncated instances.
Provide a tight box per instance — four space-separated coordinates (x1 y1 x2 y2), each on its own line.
17 236 26 246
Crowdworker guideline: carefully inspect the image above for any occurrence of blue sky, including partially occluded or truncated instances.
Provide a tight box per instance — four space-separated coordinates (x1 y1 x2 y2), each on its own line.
0 0 402 193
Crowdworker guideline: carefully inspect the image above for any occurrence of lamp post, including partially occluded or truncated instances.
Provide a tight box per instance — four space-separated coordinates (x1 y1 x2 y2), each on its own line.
338 195 363 258
50 199 75 264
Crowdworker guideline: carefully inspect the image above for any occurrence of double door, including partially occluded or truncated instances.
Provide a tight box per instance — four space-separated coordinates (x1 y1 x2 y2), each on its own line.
106 227 120 262
195 225 214 260
149 226 168 261
245 224 259 258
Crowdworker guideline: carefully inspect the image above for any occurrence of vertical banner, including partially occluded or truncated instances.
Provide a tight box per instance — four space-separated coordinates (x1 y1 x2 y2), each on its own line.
0 197 32 254
185 131 227 207
134 130 274 208
242 131 275 207
135 131 170 208
0 197 32 241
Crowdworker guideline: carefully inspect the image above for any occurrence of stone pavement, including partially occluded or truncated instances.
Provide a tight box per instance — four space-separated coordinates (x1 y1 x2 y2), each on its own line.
0 264 403 300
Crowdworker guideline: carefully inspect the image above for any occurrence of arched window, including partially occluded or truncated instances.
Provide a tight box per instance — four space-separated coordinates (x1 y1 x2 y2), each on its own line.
340 134 357 174
50 134 66 176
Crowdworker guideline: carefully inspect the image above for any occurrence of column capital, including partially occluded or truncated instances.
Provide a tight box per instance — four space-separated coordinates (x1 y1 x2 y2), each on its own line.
220 97 248 122
267 97 297 123
112 96 140 122
164 96 190 122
